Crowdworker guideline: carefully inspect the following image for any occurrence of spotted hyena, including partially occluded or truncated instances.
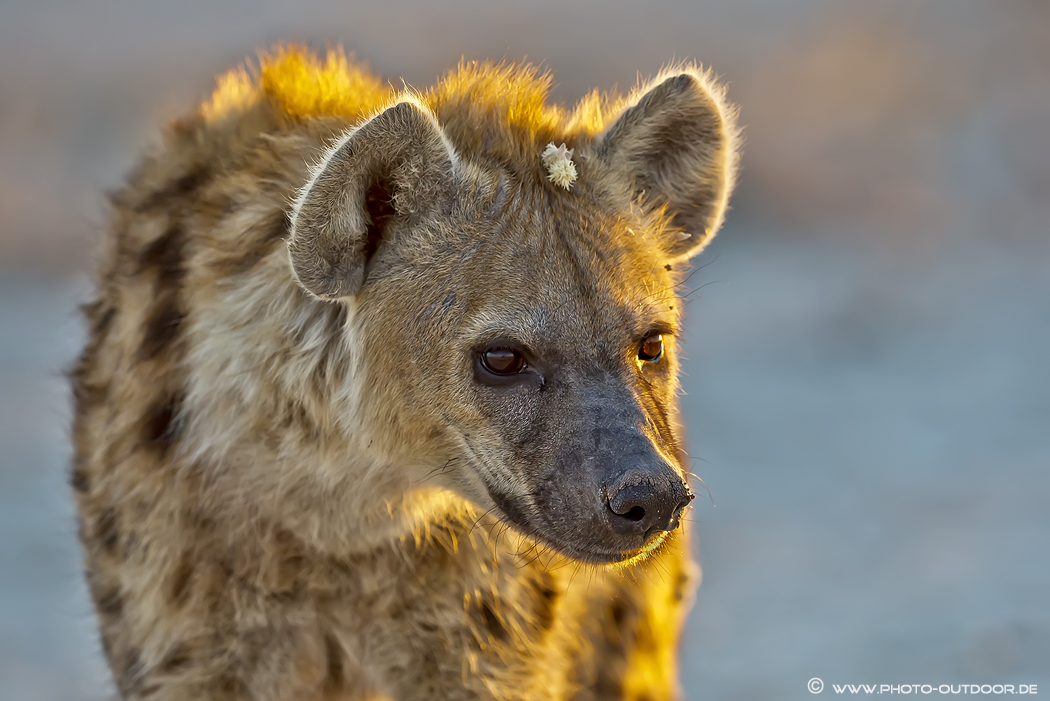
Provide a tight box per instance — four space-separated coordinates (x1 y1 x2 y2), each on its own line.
70 46 738 700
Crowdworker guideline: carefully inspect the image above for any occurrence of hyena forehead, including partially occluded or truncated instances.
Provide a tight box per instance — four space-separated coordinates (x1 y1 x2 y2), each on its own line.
445 203 679 351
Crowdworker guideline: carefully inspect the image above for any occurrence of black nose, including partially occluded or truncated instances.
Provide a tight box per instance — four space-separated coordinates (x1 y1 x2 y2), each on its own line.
606 476 693 538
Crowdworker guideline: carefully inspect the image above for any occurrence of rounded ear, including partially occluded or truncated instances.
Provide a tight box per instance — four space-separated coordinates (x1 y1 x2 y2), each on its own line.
288 100 456 299
597 70 740 261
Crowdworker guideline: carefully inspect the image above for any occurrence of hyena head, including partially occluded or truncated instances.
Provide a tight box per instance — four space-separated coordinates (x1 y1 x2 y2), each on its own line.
289 69 737 564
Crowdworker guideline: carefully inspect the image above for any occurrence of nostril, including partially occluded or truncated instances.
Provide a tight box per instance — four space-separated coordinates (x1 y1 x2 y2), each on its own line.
675 495 692 515
623 506 646 522
605 482 666 535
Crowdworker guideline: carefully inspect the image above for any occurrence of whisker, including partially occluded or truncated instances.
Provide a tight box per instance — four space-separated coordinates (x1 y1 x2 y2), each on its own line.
417 457 460 485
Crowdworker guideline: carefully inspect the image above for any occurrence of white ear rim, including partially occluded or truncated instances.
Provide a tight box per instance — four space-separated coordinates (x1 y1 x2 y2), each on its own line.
600 65 741 261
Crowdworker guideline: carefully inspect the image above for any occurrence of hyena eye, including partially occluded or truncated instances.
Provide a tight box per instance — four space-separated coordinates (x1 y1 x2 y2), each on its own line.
638 334 664 363
480 348 527 375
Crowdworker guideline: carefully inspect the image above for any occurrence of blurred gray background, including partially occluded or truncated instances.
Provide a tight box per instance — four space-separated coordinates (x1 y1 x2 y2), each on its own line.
1 1 1047 699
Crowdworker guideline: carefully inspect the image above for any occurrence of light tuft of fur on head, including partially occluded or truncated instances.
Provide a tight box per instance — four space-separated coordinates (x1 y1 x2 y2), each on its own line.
542 143 577 189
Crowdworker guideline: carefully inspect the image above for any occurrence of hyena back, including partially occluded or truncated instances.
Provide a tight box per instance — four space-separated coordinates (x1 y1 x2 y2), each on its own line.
71 47 738 700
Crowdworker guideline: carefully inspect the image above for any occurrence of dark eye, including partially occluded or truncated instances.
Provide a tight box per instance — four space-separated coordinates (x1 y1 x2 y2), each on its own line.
638 334 664 363
480 348 527 375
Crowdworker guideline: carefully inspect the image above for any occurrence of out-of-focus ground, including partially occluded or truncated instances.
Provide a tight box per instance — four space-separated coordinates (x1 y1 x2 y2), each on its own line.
0 1 1047 699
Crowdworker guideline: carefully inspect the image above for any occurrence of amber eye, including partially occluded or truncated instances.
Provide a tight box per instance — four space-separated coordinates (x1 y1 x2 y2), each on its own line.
480 348 527 375
638 334 664 363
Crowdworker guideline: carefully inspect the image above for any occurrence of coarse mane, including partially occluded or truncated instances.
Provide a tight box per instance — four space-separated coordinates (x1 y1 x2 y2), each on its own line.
202 45 625 166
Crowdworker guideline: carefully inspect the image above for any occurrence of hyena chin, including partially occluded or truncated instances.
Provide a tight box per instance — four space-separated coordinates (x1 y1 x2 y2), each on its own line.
72 46 738 700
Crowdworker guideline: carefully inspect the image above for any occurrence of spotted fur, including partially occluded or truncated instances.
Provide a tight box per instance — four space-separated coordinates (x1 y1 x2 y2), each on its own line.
72 46 737 700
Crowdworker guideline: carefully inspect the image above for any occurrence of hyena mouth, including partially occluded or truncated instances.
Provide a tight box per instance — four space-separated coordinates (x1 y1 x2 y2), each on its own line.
537 527 679 566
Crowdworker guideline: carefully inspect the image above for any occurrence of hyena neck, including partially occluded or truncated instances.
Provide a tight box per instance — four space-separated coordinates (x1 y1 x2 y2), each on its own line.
179 256 462 555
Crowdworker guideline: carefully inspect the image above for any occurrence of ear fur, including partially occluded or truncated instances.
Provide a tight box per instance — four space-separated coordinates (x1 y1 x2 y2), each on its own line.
289 99 456 299
597 68 739 261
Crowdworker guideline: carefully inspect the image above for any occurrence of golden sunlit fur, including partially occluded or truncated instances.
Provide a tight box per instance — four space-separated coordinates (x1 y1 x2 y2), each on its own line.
72 45 738 700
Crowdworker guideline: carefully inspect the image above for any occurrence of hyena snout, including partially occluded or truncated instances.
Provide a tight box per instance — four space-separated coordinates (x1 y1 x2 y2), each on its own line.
605 465 694 539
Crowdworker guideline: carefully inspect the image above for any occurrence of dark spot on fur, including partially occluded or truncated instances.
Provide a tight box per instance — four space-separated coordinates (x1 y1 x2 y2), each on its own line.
203 558 235 603
478 600 509 642
134 168 208 213
323 633 345 692
665 264 672 271
530 573 558 633
136 220 186 361
188 509 218 534
86 300 117 339
96 587 124 618
71 466 90 494
160 643 192 673
221 209 288 276
142 391 184 455
592 674 625 699
139 294 184 362
219 673 247 697
138 219 186 289
212 192 237 216
610 600 626 626
96 508 120 554
674 571 690 602
169 555 194 607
